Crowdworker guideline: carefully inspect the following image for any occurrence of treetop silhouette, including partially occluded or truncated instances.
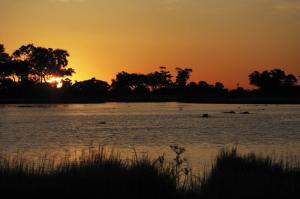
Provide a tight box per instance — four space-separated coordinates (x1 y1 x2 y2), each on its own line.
249 69 297 91
0 42 299 101
1 44 74 83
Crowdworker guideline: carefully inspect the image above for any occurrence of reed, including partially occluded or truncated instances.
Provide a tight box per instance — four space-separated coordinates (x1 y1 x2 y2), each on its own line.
0 146 299 199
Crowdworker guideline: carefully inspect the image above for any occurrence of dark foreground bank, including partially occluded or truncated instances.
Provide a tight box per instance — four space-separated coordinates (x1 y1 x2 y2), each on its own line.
0 147 299 199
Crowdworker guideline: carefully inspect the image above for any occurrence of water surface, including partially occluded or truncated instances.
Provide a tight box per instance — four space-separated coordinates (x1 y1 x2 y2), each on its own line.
1 103 299 169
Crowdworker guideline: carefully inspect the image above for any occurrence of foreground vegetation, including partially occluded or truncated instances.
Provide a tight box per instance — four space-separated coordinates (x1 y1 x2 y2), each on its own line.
0 146 299 199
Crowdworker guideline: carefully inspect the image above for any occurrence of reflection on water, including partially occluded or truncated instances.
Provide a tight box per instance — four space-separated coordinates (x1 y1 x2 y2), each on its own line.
0 103 300 170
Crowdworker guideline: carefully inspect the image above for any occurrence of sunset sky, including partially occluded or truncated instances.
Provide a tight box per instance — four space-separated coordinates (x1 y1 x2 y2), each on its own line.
1 0 299 88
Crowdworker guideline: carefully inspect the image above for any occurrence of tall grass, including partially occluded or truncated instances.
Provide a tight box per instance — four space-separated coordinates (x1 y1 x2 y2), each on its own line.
200 148 300 199
0 146 299 199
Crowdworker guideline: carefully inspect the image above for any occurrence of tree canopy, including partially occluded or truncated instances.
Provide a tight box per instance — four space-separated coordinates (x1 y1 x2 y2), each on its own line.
249 69 297 91
0 43 299 101
0 44 75 83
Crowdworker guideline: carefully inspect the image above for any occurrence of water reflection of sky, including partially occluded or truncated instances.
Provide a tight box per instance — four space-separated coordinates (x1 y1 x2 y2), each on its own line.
0 103 300 171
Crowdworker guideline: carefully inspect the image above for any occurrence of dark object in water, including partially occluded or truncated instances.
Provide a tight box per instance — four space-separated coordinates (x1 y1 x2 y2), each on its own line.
202 114 209 118
223 111 235 114
99 121 106 125
240 111 250 114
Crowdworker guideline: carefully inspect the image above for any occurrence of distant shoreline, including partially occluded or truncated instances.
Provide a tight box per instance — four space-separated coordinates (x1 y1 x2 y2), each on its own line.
1 97 300 104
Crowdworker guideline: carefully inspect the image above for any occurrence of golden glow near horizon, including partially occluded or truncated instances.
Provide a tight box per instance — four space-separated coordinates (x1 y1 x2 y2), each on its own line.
1 0 300 88
47 77 63 88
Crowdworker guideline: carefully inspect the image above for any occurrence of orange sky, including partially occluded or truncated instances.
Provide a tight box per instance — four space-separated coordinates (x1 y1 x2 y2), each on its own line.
1 0 300 88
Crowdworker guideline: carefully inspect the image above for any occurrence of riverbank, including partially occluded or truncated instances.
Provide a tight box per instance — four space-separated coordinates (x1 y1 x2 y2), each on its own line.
1 147 299 199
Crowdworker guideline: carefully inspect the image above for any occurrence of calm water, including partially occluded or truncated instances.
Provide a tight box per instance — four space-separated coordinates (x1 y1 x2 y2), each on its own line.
0 103 300 169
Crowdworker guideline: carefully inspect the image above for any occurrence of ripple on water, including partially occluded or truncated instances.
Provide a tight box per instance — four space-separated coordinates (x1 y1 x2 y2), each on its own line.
0 103 300 171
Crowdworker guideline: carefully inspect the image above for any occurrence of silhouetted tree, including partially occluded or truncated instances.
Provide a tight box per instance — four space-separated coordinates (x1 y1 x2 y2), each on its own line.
51 49 75 77
198 81 212 90
147 67 173 90
186 82 198 89
128 73 148 90
2 42 300 101
0 44 12 80
183 81 198 97
0 44 10 63
0 62 14 81
134 84 150 95
11 61 31 82
111 71 133 95
13 44 75 83
175 67 192 87
249 69 298 91
73 78 109 97
111 71 151 95
283 74 298 87
215 82 224 90
62 78 73 89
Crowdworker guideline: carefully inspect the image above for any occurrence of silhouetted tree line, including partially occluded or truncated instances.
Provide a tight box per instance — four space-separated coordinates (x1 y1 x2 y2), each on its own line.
0 43 299 102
